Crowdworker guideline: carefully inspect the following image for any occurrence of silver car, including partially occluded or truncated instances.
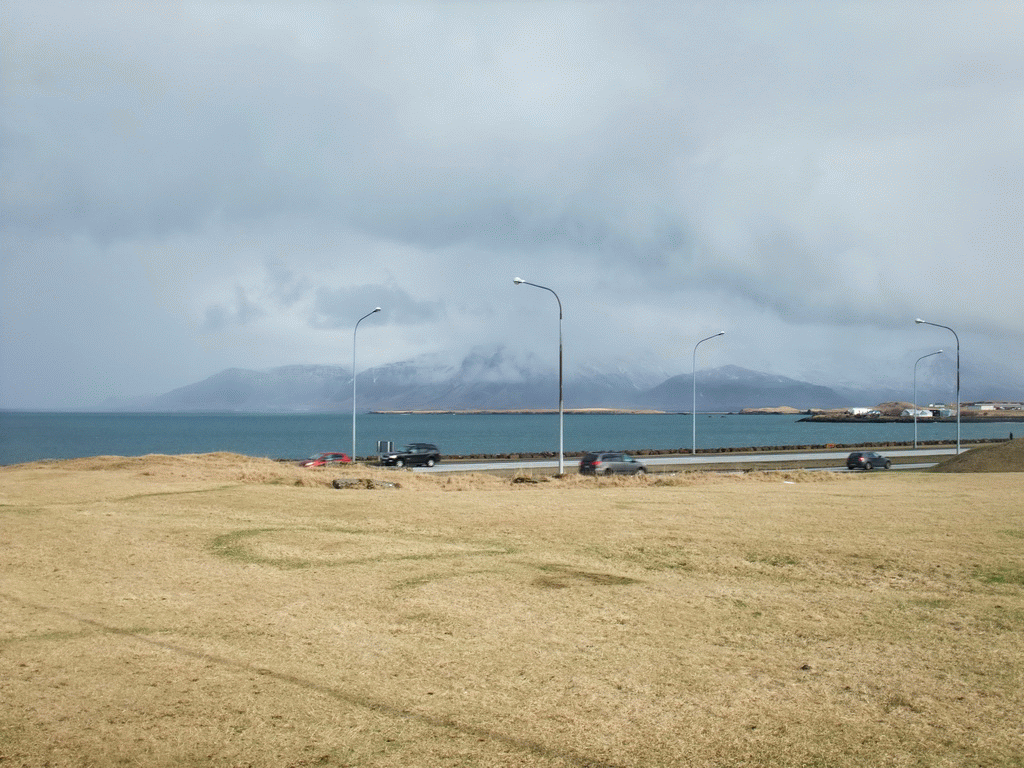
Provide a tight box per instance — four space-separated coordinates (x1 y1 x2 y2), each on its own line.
579 452 648 475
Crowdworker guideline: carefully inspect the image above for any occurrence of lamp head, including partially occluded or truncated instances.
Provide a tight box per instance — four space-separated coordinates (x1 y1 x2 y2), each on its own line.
373 307 381 313
915 318 924 324
513 277 524 285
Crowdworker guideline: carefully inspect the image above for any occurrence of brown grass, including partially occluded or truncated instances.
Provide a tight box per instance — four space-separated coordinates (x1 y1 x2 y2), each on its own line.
2 454 1023 767
931 437 1024 473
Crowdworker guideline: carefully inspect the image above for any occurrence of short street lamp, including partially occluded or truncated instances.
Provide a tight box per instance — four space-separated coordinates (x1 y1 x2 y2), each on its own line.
913 349 943 449
693 331 725 454
915 318 960 454
352 307 382 462
514 277 564 474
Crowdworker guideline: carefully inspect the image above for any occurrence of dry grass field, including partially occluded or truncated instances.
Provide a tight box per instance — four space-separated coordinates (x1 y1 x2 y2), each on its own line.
2 450 1023 767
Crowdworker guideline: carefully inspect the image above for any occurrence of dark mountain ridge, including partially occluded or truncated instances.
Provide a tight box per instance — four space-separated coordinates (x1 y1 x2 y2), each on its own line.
645 365 855 411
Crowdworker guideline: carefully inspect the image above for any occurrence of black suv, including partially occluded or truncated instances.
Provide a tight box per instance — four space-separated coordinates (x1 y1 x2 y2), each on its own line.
579 452 647 475
846 451 892 470
380 443 441 467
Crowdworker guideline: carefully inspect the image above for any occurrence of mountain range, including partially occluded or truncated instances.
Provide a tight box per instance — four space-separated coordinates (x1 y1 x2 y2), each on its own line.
101 347 1021 413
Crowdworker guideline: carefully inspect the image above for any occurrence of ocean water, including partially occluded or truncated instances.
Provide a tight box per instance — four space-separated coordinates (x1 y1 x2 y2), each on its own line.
1 411 1018 466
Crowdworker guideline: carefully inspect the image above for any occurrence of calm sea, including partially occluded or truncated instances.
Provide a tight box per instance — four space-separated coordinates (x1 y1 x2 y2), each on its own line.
0 411 1018 466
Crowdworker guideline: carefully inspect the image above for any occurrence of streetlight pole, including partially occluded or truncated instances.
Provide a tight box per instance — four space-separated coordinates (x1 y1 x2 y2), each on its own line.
514 277 564 474
915 319 960 453
693 332 725 455
913 349 943 449
352 307 382 463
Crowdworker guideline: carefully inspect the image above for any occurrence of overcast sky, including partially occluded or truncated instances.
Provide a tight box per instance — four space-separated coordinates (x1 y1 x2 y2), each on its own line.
2 1 1022 409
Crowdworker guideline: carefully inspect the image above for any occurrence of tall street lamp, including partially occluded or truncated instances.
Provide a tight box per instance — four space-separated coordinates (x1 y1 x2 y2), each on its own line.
913 349 943 449
915 319 961 454
693 331 725 454
352 307 382 463
514 277 564 474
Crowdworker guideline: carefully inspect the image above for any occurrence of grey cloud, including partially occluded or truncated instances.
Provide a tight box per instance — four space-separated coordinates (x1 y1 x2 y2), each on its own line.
311 285 445 330
202 286 265 331
263 260 311 309
2 9 389 242
2 1 1022 409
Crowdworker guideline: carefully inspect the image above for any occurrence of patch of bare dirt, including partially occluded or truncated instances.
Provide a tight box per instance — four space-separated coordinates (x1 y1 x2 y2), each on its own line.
931 438 1024 473
875 401 915 416
15 453 332 486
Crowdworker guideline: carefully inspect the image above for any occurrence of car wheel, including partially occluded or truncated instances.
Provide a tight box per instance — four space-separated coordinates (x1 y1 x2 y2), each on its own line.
604 468 615 476
426 458 435 467
884 461 892 469
395 459 405 467
636 467 647 475
864 462 873 470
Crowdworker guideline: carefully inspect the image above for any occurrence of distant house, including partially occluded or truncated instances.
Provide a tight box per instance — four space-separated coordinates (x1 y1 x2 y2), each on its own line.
965 401 1024 412
848 407 873 416
902 408 933 418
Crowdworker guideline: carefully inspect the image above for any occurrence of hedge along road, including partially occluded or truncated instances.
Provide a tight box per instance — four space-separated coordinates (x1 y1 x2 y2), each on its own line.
409 447 959 475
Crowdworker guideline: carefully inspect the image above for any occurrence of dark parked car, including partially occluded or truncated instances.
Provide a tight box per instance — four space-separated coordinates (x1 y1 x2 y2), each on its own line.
579 452 647 476
300 452 351 467
846 451 892 470
380 443 441 467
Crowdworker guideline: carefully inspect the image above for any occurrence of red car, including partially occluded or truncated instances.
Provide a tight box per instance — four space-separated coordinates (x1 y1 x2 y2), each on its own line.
300 452 352 467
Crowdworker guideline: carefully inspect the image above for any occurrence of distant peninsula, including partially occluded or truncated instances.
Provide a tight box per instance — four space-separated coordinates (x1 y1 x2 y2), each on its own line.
370 408 669 415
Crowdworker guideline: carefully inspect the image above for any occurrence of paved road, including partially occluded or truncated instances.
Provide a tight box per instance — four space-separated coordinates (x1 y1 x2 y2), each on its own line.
412 447 957 474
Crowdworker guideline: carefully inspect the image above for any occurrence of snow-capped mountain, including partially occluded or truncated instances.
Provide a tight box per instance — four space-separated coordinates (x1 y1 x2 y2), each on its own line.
107 347 1019 413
